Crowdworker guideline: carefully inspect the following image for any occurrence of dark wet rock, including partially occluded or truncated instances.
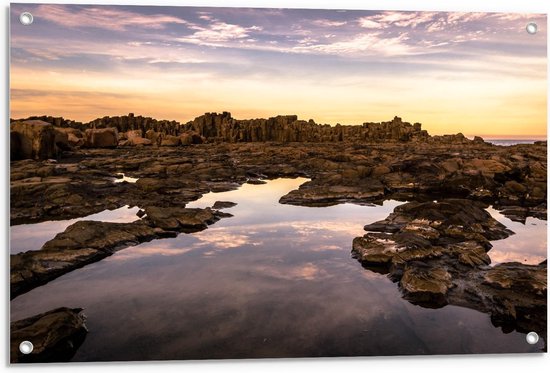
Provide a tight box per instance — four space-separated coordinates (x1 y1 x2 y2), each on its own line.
212 201 237 209
280 178 385 206
10 138 546 226
11 206 230 298
144 206 221 231
10 120 59 160
10 307 87 363
41 220 160 252
11 221 159 298
400 265 452 307
352 199 546 344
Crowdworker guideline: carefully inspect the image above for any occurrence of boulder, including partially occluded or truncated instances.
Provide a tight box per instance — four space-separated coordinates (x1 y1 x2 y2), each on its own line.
160 135 181 147
84 128 118 148
10 120 58 160
55 127 84 147
53 128 70 150
179 131 204 145
145 129 162 146
10 308 87 363
128 137 152 146
125 129 143 139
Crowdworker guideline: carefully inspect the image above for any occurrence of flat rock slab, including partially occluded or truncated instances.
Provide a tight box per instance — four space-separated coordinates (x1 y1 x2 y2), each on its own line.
144 206 220 231
11 207 230 298
11 307 87 363
211 201 238 209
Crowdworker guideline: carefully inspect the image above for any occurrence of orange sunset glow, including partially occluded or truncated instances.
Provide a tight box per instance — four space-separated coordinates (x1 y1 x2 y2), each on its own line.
10 4 547 138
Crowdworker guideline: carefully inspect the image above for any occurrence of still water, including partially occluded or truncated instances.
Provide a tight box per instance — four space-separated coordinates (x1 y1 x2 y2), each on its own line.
10 178 544 360
10 205 142 254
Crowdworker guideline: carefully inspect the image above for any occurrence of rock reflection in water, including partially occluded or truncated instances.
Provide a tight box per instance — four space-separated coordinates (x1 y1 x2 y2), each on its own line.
9 179 544 360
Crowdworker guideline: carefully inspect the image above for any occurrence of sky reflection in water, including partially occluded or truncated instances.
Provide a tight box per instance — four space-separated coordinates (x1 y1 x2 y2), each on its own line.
10 205 142 254
486 207 547 265
10 178 545 360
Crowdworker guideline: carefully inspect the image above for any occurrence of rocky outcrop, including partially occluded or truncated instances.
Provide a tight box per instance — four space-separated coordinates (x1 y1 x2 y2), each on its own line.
185 113 430 143
10 307 87 363
84 128 118 148
352 199 546 342
10 120 59 160
10 207 231 298
13 113 457 145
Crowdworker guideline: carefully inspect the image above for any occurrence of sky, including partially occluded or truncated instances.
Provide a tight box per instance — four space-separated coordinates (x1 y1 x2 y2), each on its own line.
10 3 547 138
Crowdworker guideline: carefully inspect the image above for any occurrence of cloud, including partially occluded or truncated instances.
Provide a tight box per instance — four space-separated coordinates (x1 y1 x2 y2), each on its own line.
36 4 188 31
312 19 347 27
358 18 384 29
358 11 438 29
292 32 418 57
178 19 263 46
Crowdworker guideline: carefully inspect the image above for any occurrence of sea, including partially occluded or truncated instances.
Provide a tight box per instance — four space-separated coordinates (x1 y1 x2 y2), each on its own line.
484 139 545 146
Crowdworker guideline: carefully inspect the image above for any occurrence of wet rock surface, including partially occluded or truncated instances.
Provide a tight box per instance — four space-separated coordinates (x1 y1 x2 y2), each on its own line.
212 201 238 209
10 307 88 363
11 208 230 298
352 199 547 347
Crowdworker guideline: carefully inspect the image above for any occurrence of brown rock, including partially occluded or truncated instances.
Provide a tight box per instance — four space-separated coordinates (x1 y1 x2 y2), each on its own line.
84 128 118 148
144 206 220 231
400 265 453 307
128 137 152 146
10 120 58 160
160 135 181 147
10 307 87 363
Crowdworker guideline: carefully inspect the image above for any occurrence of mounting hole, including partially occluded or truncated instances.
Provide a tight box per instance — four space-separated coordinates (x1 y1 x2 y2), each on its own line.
526 331 539 345
19 12 33 26
526 22 537 35
19 341 33 354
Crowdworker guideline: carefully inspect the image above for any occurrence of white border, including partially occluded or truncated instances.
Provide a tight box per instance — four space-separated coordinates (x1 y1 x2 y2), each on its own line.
1 1 549 372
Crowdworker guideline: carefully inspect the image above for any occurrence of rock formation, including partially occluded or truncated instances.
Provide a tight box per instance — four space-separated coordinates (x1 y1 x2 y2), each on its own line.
352 199 546 344
10 120 59 160
10 307 87 363
84 128 118 148
10 207 230 298
11 112 467 155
